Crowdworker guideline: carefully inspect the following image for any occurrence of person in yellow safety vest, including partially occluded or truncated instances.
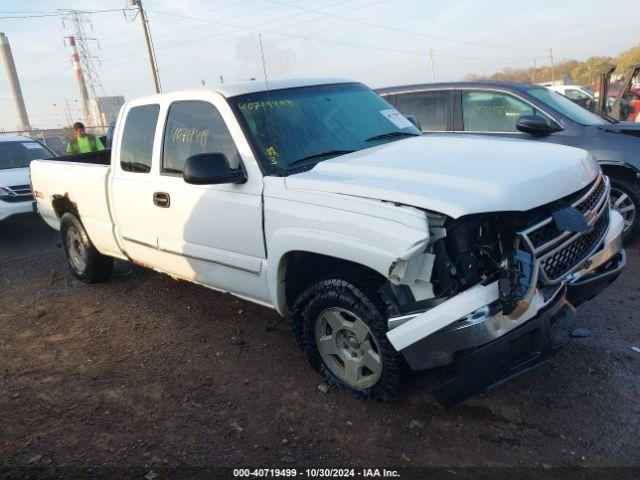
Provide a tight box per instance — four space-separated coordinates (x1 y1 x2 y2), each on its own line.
66 122 106 154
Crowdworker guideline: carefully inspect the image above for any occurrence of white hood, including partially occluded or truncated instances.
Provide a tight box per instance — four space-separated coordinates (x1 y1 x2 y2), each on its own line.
285 135 599 218
0 167 29 188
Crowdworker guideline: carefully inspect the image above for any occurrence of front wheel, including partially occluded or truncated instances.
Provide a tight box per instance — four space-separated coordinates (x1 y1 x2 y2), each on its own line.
60 213 113 283
292 275 401 401
609 176 640 244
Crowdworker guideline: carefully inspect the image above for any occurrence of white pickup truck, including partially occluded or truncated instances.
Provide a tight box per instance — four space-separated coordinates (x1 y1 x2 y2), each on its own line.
31 78 626 406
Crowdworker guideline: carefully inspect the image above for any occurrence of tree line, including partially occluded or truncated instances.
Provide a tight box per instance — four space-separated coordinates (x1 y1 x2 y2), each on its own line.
465 44 640 86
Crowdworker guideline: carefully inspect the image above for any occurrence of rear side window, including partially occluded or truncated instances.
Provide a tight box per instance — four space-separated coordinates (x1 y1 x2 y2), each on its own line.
120 104 160 173
395 91 450 131
162 101 241 175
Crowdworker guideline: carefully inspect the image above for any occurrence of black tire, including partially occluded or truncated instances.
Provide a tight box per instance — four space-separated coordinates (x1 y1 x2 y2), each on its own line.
609 175 640 244
292 272 401 401
60 213 113 283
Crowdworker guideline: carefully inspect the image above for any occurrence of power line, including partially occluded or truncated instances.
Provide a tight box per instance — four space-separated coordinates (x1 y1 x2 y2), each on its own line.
98 0 254 42
98 0 361 67
147 7 540 63
430 49 541 62
0 8 135 19
0 13 65 19
99 0 264 49
135 0 352 54
100 1 408 70
263 0 547 52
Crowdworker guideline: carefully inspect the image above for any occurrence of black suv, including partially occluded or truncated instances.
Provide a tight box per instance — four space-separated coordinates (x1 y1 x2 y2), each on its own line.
377 82 640 242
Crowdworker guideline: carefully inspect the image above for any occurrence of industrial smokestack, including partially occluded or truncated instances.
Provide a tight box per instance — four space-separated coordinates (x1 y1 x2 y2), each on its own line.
0 32 31 132
66 36 91 125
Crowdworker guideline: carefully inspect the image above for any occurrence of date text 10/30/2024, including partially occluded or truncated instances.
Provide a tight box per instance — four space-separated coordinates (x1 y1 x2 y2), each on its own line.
233 468 401 478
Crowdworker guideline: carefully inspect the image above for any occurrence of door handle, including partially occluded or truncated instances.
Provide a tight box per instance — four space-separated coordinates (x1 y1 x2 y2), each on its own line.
153 192 170 208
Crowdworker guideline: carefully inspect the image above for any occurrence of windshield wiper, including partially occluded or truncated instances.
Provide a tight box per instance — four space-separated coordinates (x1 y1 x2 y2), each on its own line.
287 150 355 168
365 131 421 142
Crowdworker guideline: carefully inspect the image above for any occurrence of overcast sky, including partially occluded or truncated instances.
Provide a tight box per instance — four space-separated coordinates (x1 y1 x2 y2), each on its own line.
0 0 638 131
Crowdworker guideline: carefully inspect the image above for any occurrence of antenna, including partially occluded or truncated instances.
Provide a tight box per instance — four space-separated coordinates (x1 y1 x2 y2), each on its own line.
258 33 270 91
257 33 278 172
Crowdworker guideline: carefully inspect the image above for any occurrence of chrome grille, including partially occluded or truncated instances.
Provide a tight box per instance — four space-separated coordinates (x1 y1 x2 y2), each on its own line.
527 220 563 250
0 184 33 203
575 177 606 214
540 208 609 281
520 174 610 284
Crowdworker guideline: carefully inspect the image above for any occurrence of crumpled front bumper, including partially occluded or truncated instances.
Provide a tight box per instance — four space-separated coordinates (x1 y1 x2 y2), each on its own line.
433 286 575 408
386 209 626 407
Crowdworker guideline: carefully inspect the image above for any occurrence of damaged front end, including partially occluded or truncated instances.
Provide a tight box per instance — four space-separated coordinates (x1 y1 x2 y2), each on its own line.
384 173 626 407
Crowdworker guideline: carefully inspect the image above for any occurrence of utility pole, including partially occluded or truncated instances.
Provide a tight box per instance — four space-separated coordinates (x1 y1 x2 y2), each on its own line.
132 0 161 93
549 48 555 83
532 58 537 83
429 48 435 82
0 32 31 132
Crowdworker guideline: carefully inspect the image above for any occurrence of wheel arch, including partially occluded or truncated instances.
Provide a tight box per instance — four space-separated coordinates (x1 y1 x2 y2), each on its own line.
51 194 80 220
267 229 401 316
600 162 640 183
277 250 388 315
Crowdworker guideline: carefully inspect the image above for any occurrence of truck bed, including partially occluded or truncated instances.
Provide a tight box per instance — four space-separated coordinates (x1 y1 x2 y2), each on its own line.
45 149 111 166
30 157 122 258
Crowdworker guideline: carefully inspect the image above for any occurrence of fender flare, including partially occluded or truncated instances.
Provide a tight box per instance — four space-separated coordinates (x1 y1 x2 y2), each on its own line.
599 160 640 177
267 228 406 315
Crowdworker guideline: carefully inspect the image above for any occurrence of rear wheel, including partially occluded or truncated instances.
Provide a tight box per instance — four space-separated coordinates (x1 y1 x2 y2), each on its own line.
292 274 401 401
609 176 640 244
60 213 113 283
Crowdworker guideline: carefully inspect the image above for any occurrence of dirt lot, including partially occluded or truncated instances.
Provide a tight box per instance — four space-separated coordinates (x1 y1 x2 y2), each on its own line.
1 214 639 474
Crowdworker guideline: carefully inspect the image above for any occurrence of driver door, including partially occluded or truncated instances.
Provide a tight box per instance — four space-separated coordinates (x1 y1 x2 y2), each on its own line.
454 89 543 137
152 95 269 304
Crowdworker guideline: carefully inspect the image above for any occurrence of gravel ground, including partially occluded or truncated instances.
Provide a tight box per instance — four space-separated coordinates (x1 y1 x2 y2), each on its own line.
1 214 639 475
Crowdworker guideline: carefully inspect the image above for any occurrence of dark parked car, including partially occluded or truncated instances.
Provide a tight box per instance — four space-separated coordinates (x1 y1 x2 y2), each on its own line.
377 81 640 242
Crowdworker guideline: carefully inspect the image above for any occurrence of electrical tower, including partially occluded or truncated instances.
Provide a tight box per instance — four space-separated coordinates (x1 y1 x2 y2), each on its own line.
61 10 104 125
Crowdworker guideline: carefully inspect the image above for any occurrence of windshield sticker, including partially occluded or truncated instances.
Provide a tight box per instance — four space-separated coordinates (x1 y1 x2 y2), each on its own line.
380 109 414 129
266 146 279 165
22 143 42 149
238 100 294 111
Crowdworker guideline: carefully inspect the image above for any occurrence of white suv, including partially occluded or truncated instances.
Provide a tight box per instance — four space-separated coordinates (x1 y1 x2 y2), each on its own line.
0 136 55 222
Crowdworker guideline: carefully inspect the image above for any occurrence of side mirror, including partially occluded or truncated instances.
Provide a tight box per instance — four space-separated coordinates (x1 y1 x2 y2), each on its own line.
406 114 422 131
183 153 247 185
516 115 561 136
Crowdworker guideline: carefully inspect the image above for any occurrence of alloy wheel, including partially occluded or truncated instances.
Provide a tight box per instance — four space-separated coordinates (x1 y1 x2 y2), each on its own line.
314 307 382 389
610 186 637 233
66 226 87 274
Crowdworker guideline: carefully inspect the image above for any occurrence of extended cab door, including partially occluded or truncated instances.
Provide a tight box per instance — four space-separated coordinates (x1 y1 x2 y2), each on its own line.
152 94 268 304
109 102 165 268
453 88 553 136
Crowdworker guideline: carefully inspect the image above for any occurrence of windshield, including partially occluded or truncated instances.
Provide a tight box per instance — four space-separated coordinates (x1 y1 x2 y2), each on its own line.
527 87 610 125
0 141 54 170
231 83 421 174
